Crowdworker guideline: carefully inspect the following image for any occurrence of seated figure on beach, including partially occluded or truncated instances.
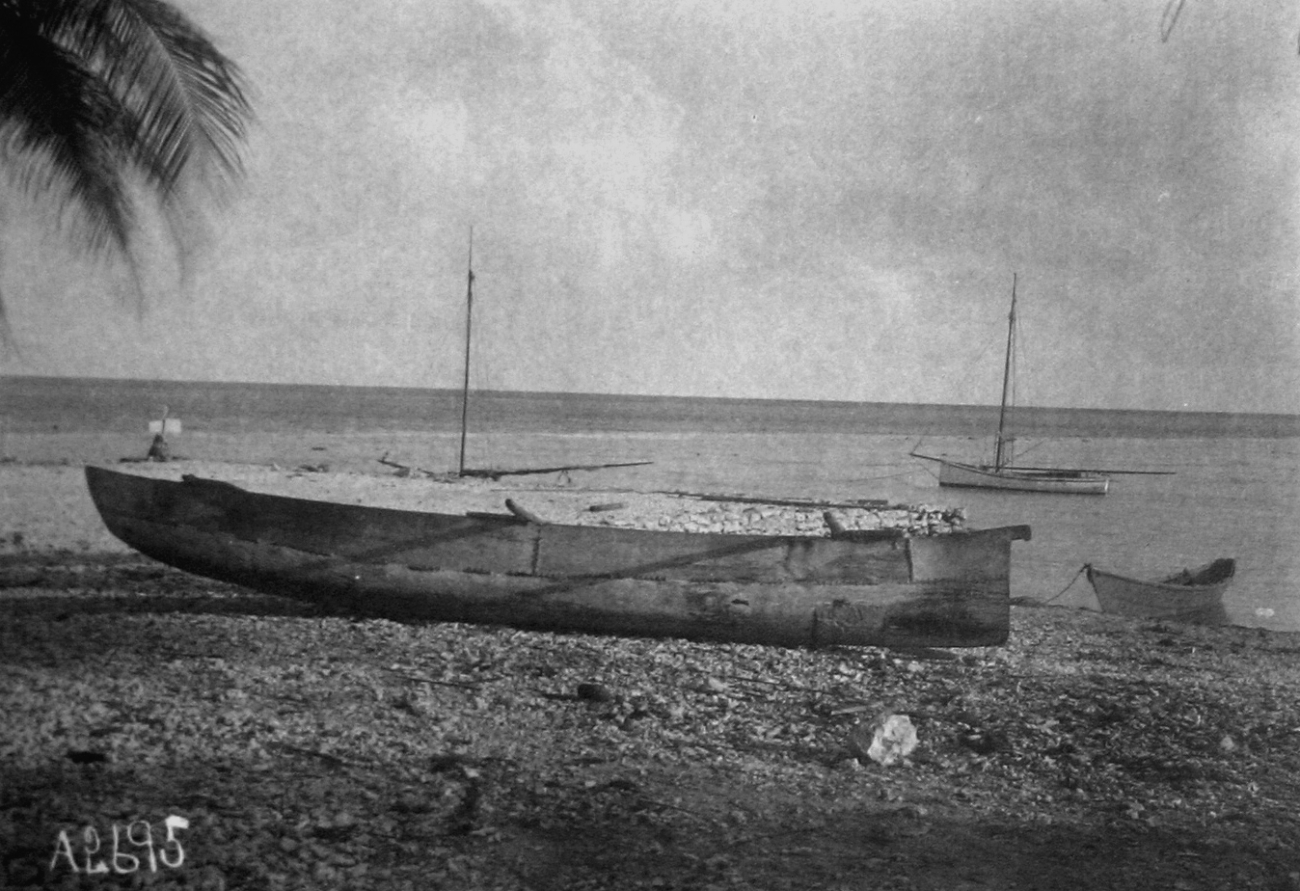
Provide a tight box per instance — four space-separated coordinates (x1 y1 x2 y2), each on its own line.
146 434 171 462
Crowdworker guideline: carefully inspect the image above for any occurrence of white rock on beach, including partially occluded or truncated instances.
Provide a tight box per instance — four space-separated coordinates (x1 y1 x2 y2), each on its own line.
848 713 919 767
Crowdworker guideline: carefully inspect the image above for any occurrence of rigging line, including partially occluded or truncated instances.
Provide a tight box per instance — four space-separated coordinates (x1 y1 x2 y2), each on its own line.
964 331 997 382
458 226 475 477
913 461 941 483
1011 307 1020 402
948 306 1003 400
1007 281 1040 417
1160 0 1186 43
1009 439 1046 461
849 469 928 484
1013 305 1030 410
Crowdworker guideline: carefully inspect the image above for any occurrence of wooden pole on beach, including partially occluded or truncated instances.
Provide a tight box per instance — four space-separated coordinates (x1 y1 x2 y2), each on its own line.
458 226 474 476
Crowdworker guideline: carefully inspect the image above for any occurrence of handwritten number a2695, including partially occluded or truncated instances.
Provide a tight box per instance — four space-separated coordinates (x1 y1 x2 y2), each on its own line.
50 816 188 874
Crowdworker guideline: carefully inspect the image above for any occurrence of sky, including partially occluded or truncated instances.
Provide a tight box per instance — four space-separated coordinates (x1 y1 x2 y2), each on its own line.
1 0 1297 414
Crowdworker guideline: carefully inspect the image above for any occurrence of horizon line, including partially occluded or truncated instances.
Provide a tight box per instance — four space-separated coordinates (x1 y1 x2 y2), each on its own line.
3 373 1297 422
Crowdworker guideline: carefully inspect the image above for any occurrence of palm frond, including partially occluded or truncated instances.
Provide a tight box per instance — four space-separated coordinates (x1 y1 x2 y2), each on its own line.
46 0 253 200
0 9 137 254
0 0 253 335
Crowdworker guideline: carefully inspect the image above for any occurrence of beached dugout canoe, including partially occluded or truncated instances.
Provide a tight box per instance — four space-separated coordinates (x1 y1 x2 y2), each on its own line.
84 466 1031 648
1085 559 1235 625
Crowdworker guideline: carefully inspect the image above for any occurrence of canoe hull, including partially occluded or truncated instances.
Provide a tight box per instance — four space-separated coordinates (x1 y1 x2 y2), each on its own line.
84 466 1031 648
935 458 1110 495
1086 559 1235 625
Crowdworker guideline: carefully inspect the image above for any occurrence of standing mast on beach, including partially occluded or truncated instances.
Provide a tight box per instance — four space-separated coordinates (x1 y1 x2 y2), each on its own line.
993 273 1018 470
443 232 654 482
458 227 474 477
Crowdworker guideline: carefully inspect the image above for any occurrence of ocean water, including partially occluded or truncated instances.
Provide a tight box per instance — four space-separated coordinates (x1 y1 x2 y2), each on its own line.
4 375 1299 633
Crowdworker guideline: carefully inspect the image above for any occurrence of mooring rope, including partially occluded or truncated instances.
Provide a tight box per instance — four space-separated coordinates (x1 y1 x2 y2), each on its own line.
1043 564 1087 605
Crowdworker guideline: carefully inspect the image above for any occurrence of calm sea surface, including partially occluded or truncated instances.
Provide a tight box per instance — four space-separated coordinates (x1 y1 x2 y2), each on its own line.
5 376 1299 633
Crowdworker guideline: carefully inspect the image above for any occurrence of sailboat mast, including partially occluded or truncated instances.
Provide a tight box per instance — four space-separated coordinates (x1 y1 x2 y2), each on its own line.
994 273 1017 469
457 227 474 476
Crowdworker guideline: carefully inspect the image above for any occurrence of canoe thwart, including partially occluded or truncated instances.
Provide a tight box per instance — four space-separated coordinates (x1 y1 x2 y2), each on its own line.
823 511 906 543
505 499 546 524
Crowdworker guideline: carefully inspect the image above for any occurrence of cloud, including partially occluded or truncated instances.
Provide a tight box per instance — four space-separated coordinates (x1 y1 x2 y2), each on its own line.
3 0 1296 412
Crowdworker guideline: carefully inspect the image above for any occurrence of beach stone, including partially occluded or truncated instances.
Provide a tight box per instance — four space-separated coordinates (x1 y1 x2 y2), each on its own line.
848 713 918 766
576 682 615 703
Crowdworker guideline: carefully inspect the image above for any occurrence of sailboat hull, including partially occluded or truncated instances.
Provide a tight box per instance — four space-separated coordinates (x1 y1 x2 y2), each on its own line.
936 458 1110 495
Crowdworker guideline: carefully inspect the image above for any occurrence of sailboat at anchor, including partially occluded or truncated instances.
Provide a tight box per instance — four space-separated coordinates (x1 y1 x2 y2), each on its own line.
912 274 1116 495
